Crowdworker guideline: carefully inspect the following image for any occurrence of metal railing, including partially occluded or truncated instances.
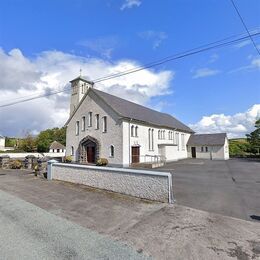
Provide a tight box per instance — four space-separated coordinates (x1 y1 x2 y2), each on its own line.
140 154 166 164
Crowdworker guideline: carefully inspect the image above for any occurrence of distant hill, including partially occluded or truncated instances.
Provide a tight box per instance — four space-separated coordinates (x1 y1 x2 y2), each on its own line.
229 138 247 143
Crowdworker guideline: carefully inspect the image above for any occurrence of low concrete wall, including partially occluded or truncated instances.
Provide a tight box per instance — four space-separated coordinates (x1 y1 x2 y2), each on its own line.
0 152 65 159
49 163 173 203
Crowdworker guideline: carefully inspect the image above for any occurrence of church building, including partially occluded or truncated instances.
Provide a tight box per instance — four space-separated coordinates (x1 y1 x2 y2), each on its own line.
65 76 229 166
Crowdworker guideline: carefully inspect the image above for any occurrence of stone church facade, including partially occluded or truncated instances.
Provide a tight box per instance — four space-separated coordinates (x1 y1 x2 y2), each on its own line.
65 76 228 166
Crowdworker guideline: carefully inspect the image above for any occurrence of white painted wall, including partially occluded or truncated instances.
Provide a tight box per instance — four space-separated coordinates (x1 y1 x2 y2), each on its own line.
51 163 173 203
0 152 65 158
187 138 229 160
49 149 66 154
0 137 5 150
122 121 191 166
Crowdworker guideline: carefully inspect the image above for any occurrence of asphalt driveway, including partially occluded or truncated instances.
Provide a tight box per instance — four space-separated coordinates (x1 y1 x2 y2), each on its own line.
159 158 260 221
0 168 259 259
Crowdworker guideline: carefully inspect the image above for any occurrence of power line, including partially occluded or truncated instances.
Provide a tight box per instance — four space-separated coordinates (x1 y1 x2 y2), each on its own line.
0 88 71 108
0 31 260 108
230 0 260 56
94 31 260 83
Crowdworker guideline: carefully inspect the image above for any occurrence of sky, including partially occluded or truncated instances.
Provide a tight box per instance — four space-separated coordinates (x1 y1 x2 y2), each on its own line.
0 0 259 138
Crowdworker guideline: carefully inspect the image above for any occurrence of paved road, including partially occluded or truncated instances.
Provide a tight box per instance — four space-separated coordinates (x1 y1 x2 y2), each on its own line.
0 189 149 260
160 158 260 221
0 168 259 259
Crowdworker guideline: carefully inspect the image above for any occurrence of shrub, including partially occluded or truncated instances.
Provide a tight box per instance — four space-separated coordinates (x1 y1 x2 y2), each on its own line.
10 160 23 169
96 158 108 166
64 156 73 163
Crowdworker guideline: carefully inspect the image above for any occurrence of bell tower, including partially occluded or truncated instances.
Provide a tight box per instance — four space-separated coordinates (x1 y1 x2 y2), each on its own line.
69 75 94 116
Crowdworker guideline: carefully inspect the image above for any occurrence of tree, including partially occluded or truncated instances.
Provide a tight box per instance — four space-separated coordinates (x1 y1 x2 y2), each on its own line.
246 119 260 154
19 133 37 152
36 127 66 152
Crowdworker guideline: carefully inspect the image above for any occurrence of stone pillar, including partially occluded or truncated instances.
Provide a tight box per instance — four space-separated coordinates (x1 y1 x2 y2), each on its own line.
0 155 10 169
25 155 35 169
47 159 58 180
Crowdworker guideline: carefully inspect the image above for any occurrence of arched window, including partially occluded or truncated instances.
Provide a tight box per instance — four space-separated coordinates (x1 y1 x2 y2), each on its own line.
110 145 114 157
71 146 74 156
131 125 134 137
135 126 138 137
148 128 154 151
82 116 86 131
148 129 151 150
102 116 107 133
95 114 99 129
88 112 92 127
76 121 79 135
168 131 171 140
158 130 161 139
151 129 154 150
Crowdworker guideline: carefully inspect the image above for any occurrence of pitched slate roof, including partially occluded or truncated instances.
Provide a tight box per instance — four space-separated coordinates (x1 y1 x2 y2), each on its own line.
92 88 194 133
49 141 65 150
187 133 227 146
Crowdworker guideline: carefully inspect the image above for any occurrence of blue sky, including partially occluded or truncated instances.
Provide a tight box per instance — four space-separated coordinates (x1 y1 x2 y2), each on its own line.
0 0 259 137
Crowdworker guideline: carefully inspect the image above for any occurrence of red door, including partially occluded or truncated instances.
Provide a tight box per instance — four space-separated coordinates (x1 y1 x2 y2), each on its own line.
131 147 140 163
87 146 95 163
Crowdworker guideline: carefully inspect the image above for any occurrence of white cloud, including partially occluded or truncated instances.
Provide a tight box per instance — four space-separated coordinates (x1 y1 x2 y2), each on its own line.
209 53 219 63
234 39 251 49
229 56 260 73
139 30 168 49
192 67 220 79
120 0 141 10
189 104 260 138
0 48 174 137
78 36 118 59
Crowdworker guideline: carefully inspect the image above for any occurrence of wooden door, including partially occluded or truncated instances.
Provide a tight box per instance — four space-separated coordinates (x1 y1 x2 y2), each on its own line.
191 147 196 158
87 146 95 163
131 146 140 163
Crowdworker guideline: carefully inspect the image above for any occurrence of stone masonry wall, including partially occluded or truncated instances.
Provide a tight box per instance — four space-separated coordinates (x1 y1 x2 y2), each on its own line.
51 163 173 203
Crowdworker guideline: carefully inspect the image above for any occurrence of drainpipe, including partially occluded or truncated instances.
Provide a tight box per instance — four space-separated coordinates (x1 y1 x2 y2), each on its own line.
129 118 133 165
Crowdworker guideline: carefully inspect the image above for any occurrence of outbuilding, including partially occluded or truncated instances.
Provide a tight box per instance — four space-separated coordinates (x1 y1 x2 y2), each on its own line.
49 141 66 154
187 133 229 160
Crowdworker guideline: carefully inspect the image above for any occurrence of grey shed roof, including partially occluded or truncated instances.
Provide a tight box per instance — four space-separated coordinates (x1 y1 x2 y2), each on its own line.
92 88 194 133
0 135 4 138
49 141 65 150
187 133 227 146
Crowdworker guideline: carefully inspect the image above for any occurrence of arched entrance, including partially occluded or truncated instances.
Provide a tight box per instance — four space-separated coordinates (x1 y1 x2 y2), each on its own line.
78 136 100 164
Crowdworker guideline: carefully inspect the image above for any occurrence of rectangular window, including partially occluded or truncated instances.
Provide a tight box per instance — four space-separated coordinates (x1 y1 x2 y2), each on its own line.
205 146 208 152
82 116 85 131
88 112 92 127
76 121 79 135
201 147 204 152
95 114 99 129
181 134 185 150
102 116 107 133
176 132 179 150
